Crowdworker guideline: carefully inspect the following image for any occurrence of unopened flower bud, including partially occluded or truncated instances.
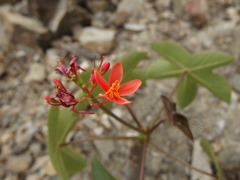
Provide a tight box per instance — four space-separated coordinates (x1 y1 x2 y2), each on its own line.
100 62 110 74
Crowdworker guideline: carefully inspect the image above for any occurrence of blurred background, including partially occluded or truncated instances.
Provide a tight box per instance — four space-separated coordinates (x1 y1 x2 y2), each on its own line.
0 0 240 179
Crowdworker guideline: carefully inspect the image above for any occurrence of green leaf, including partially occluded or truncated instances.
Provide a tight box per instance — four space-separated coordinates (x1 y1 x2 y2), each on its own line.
193 71 231 103
147 61 183 79
200 139 224 180
149 41 233 107
151 42 190 66
188 51 234 71
176 75 198 108
48 102 87 180
118 52 147 80
92 158 116 180
61 147 86 174
122 68 147 86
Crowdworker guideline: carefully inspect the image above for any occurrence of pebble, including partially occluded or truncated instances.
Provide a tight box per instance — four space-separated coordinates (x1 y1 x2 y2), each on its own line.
26 173 42 180
94 140 115 161
29 142 42 157
229 74 240 94
124 23 146 32
6 154 32 173
77 27 116 54
191 139 213 180
24 63 46 82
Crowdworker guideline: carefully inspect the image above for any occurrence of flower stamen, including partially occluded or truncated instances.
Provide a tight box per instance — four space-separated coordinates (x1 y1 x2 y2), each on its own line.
106 80 121 100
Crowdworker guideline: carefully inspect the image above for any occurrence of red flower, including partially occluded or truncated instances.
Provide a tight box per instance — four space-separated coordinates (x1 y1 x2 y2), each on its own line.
94 62 142 105
55 55 85 78
44 79 93 114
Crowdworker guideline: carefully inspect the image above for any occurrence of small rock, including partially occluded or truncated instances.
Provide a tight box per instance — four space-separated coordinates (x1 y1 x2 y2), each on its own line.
26 173 42 180
1 144 13 157
31 155 48 172
0 131 13 145
154 0 171 12
212 141 222 153
191 139 213 180
24 63 46 82
45 48 61 68
0 5 47 34
48 0 91 35
6 154 32 173
94 140 115 161
29 142 42 157
27 0 60 24
0 5 50 48
185 0 209 28
43 161 56 176
111 0 144 26
229 74 240 94
4 174 18 180
76 27 116 54
124 23 146 32
86 0 109 12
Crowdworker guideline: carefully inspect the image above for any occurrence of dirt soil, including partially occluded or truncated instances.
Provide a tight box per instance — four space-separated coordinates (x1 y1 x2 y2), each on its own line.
0 0 240 180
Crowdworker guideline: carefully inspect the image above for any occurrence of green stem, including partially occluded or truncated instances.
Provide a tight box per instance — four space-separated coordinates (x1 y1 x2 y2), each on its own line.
59 135 139 147
151 143 217 179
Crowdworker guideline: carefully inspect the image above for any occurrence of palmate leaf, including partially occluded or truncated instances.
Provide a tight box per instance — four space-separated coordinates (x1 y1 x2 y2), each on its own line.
92 158 116 180
176 74 198 108
147 41 233 108
48 98 87 180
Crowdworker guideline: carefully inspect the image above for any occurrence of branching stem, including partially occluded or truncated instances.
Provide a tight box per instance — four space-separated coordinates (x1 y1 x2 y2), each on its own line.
151 143 217 179
60 135 139 147
91 96 145 133
125 104 142 128
139 139 148 180
151 71 188 127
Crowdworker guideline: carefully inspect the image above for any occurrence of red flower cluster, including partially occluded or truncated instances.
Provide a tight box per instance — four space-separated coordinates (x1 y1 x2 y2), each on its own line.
44 55 142 114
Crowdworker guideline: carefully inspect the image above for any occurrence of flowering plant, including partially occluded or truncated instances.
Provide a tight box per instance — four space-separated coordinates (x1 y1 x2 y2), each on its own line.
45 42 233 180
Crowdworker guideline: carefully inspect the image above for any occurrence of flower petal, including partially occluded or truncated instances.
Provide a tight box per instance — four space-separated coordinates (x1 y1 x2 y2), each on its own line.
115 97 132 105
94 70 110 92
109 62 123 85
119 79 142 96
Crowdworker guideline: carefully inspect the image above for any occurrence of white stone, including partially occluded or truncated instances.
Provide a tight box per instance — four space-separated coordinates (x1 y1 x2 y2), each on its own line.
77 27 116 54
24 63 46 82
7 154 32 172
191 139 213 180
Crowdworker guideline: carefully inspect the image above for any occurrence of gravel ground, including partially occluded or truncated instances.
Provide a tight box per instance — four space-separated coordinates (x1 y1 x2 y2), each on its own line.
0 0 240 180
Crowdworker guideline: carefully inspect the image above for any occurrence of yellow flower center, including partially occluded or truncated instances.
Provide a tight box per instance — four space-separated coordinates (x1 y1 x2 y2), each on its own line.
106 80 121 99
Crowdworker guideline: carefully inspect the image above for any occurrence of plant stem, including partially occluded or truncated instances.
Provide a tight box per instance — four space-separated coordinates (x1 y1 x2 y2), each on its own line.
125 104 142 128
148 118 167 134
60 135 139 147
92 97 145 133
139 139 148 180
151 143 217 178
98 105 145 133
150 71 188 127
167 71 188 99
